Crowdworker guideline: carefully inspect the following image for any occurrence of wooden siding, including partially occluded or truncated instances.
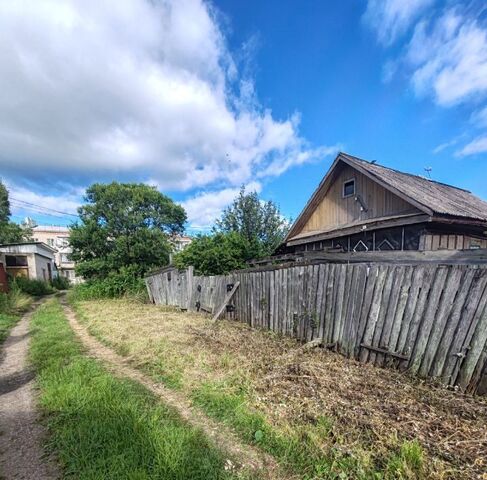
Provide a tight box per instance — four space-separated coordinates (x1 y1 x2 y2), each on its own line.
421 234 487 251
301 164 420 234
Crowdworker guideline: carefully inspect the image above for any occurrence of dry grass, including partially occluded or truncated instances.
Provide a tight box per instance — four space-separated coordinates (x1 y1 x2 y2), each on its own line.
74 298 487 479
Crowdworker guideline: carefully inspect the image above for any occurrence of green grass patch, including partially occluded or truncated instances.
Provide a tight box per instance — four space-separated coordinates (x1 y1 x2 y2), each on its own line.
0 312 19 344
29 299 244 480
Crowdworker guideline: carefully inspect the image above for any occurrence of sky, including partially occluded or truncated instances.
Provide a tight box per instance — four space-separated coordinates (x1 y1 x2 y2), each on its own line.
1 0 487 232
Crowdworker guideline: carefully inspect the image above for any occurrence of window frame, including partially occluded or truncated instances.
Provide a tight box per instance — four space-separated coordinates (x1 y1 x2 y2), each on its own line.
342 178 356 198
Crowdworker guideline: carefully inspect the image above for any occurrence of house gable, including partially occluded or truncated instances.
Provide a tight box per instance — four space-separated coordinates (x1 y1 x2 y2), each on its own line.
289 160 422 239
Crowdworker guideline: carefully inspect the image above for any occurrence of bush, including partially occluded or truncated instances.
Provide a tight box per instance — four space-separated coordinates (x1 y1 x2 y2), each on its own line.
0 285 32 315
70 266 147 301
51 275 71 290
13 276 54 296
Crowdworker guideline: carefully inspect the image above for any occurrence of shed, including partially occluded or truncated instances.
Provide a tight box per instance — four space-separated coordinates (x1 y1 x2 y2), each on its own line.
0 242 57 282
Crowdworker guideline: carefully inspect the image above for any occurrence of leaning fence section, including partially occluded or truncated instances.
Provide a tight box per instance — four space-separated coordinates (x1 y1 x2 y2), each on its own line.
145 263 487 395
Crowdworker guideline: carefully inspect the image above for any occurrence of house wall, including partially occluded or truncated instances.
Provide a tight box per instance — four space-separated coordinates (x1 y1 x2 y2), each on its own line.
420 233 487 251
34 254 53 281
301 165 420 234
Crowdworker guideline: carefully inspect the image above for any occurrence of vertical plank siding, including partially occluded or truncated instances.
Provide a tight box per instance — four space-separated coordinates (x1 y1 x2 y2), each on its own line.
145 263 487 395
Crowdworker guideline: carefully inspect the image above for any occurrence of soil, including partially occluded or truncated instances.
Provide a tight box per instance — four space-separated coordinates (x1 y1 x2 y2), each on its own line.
0 301 59 480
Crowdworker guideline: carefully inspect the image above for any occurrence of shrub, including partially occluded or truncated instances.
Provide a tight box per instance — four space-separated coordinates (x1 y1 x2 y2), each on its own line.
51 275 71 290
13 276 54 296
70 266 148 301
0 284 32 315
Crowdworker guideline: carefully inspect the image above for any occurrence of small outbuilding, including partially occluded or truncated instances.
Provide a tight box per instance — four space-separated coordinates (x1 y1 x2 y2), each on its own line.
0 242 57 282
282 152 487 254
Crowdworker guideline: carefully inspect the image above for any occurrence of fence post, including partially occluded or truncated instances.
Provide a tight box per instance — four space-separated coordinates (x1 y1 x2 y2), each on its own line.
187 266 194 311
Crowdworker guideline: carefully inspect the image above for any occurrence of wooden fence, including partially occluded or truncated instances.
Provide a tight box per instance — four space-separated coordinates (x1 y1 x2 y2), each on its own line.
145 262 487 395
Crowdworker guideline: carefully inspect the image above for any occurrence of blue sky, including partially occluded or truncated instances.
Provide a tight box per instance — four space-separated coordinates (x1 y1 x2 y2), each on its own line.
1 0 487 231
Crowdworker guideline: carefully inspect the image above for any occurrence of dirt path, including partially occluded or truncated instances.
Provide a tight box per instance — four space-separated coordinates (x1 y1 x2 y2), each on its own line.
0 301 59 480
60 298 286 480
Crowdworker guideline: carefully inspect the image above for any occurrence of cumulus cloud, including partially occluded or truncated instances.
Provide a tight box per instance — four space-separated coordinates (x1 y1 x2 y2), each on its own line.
407 10 487 106
365 0 487 158
0 0 334 199
363 0 434 45
181 181 261 228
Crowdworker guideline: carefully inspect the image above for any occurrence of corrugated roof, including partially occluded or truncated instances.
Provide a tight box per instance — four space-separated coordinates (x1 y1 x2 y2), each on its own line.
340 153 487 221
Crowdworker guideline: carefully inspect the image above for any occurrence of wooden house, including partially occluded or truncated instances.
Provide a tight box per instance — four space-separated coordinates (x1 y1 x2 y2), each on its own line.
282 152 487 254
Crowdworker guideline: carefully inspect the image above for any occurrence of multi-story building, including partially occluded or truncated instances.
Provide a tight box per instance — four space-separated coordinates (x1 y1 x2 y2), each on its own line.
32 225 79 283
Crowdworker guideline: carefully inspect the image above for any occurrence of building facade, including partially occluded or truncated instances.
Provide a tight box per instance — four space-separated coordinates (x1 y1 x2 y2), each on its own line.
282 153 487 254
32 225 79 282
0 242 57 282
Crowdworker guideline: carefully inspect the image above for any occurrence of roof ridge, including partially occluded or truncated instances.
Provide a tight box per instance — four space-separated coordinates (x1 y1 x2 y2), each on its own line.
339 152 471 193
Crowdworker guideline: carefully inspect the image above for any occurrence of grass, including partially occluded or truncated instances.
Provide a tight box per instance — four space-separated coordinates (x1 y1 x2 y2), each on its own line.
29 299 249 480
68 299 476 479
0 313 20 344
0 287 33 344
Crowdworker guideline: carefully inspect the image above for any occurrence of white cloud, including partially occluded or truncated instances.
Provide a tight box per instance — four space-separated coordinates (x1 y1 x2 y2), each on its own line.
363 0 434 46
407 10 487 106
181 181 262 228
0 0 333 195
456 135 487 156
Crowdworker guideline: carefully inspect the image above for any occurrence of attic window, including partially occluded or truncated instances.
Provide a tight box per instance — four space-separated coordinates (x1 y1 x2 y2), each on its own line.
343 179 355 198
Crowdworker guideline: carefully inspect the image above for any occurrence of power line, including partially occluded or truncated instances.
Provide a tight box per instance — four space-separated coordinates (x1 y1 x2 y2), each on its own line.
10 197 79 218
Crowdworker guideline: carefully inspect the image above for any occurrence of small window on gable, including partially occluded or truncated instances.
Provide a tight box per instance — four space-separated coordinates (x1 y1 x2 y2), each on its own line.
343 179 355 198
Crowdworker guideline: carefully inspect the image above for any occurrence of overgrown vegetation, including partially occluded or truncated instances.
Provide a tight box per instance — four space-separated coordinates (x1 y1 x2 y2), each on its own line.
70 299 479 479
174 232 251 275
13 276 54 296
0 283 32 344
176 187 290 275
29 299 247 479
50 275 70 290
70 266 147 301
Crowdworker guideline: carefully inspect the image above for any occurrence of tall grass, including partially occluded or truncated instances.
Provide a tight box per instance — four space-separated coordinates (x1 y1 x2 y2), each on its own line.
29 299 246 480
0 286 33 344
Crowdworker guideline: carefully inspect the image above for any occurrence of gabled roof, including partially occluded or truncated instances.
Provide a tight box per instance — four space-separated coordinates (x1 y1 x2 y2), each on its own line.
286 152 487 241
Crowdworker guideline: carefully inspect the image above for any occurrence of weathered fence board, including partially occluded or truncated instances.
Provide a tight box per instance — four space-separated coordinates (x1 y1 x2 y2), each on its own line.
145 261 487 395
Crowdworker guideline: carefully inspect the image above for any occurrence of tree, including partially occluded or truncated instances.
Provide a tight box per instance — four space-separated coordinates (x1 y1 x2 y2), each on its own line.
215 186 290 258
174 232 250 275
0 181 30 244
70 182 186 279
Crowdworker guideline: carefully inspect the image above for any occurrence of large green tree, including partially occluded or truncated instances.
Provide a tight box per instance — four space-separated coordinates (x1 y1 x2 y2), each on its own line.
0 181 30 244
70 182 186 279
215 186 290 258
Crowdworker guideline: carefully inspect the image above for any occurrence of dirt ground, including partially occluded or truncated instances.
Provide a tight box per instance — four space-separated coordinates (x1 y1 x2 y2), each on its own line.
0 301 59 480
75 299 487 479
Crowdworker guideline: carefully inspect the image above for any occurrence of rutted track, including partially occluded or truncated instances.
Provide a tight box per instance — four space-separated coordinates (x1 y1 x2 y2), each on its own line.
0 299 59 480
60 296 286 480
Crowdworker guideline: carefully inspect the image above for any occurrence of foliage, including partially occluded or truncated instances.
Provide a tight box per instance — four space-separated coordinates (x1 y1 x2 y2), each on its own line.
29 299 239 480
0 285 32 315
50 275 71 290
0 313 18 345
0 180 31 243
215 186 290 258
174 232 251 275
70 266 148 301
13 276 54 296
70 182 186 280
